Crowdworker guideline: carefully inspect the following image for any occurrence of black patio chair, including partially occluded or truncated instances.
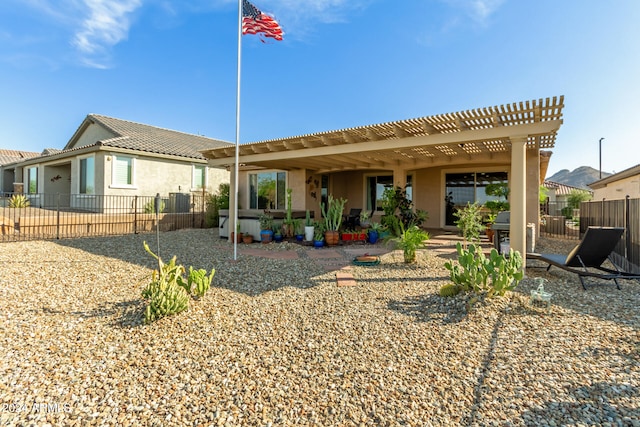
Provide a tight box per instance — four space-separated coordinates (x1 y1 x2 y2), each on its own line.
527 226 640 289
343 208 362 229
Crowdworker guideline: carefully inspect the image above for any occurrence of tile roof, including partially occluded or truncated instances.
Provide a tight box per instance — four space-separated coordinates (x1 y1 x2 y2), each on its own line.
544 180 592 196
0 149 40 166
86 114 232 160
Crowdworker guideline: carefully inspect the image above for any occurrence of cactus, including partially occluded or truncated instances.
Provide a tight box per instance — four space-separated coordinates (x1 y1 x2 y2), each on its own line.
439 283 461 297
141 241 215 323
185 266 215 298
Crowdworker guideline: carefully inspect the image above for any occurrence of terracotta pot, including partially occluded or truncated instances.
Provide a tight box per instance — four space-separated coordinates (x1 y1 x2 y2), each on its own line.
324 230 340 246
242 234 253 244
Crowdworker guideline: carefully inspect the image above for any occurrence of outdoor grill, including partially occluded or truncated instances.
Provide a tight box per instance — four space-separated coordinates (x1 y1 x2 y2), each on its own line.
491 211 510 253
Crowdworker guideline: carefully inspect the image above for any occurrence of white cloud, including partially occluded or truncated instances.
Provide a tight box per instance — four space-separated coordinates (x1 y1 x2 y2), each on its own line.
443 0 505 25
72 0 143 65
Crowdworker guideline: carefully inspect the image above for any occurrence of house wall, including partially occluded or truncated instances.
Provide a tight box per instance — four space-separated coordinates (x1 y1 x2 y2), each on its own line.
237 158 541 231
592 174 640 200
103 153 228 197
74 124 114 148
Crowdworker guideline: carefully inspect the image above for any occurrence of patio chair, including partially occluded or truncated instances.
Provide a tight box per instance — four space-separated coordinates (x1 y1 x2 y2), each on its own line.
527 226 639 289
343 208 362 229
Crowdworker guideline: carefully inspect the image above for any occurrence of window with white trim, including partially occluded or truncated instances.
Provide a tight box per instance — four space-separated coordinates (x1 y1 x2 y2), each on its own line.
365 175 412 212
192 165 206 190
112 155 134 187
79 156 95 194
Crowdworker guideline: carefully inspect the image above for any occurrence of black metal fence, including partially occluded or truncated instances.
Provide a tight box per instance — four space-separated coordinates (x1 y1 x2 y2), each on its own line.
0 192 209 242
539 201 581 239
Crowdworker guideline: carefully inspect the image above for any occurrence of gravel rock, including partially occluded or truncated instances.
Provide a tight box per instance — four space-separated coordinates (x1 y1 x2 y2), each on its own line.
0 230 638 426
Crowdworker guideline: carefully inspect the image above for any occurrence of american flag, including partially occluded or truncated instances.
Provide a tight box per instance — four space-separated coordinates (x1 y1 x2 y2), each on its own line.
242 0 283 41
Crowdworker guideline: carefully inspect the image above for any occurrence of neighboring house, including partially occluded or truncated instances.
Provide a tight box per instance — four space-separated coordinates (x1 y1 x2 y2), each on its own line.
1 114 232 210
543 180 593 202
588 164 640 200
0 149 40 193
203 96 565 257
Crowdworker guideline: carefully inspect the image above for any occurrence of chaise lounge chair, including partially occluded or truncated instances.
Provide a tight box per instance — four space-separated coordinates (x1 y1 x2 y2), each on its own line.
527 226 640 290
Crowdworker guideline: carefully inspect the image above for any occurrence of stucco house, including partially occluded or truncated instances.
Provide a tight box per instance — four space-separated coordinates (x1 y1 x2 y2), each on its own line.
1 114 232 211
202 96 565 257
0 149 40 192
588 164 640 200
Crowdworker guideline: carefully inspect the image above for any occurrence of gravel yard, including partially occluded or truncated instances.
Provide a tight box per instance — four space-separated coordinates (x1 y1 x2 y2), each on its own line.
0 229 638 426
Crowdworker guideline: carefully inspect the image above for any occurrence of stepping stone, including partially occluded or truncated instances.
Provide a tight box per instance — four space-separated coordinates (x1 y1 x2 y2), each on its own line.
336 268 357 287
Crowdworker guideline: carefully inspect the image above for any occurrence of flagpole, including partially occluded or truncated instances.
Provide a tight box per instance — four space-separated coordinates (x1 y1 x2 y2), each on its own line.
233 0 242 261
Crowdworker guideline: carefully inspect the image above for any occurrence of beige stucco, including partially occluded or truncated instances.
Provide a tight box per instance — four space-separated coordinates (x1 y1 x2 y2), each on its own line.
590 170 640 200
207 97 564 262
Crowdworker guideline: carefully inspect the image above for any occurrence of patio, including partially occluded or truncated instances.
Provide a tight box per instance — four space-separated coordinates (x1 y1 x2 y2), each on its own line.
0 229 638 425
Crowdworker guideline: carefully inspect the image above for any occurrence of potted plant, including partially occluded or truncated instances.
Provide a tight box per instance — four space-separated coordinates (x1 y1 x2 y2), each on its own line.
341 229 354 242
259 213 274 243
313 221 326 248
484 212 497 243
367 222 383 244
242 232 254 244
294 219 304 241
273 223 283 243
321 195 347 246
387 224 431 263
359 211 371 229
230 222 243 243
304 209 315 241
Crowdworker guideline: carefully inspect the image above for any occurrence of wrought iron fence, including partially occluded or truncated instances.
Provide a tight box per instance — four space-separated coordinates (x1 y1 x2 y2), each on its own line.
0 192 209 242
539 200 581 239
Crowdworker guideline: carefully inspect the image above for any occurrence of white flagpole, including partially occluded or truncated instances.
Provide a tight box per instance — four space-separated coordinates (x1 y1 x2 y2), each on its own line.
233 0 243 260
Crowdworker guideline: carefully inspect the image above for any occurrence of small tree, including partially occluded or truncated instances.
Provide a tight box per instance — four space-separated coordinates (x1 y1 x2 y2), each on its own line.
205 183 230 228
567 189 591 210
454 202 484 248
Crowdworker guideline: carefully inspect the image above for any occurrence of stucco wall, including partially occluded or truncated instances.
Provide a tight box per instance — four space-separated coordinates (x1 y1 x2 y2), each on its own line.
74 123 114 148
592 174 640 200
102 153 228 197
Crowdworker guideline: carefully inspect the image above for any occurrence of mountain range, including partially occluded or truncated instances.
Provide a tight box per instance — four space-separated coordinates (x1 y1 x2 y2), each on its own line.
546 166 611 189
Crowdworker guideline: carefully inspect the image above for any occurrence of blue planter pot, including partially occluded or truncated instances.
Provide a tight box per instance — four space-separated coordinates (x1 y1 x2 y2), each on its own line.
274 234 283 243
368 230 379 244
313 240 324 248
260 229 273 243
295 234 304 241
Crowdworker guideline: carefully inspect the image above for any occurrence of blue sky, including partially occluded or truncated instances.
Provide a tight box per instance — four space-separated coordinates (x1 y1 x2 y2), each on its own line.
1 0 639 177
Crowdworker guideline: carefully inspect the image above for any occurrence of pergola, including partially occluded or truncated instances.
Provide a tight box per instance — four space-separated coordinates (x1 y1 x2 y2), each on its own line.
202 96 565 258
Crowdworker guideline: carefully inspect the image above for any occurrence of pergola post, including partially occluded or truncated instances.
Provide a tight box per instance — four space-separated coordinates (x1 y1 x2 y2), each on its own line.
510 136 528 259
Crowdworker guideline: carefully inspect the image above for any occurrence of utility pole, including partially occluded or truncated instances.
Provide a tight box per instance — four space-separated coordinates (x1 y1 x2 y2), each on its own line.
599 137 605 179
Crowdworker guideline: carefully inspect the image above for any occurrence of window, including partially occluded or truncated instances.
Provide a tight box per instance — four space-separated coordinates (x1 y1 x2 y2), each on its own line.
26 166 38 194
192 165 206 189
366 175 412 212
79 156 95 194
445 171 508 226
249 171 286 209
112 155 134 187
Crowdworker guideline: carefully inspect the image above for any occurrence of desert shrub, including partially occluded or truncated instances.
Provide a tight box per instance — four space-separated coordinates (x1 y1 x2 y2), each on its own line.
205 183 230 228
8 194 30 208
454 202 484 247
144 198 165 214
444 242 524 297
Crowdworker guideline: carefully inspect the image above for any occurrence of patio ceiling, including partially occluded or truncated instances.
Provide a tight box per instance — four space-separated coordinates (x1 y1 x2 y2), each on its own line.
202 96 564 173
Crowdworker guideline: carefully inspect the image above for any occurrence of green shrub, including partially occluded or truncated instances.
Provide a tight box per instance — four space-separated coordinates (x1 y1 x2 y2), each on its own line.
444 242 524 297
144 198 165 214
181 266 215 298
8 194 30 208
387 224 430 263
205 183 230 228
